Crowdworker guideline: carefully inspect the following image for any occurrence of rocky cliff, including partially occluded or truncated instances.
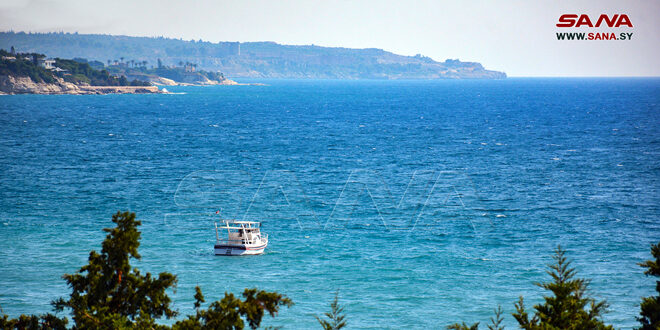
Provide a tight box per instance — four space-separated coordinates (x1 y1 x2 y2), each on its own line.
0 75 162 94
0 75 78 94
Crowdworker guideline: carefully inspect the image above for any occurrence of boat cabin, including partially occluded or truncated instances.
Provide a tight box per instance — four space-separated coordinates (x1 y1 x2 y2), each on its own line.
216 221 264 245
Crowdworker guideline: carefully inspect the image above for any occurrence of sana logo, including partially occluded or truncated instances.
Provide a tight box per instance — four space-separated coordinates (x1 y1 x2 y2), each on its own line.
556 14 633 28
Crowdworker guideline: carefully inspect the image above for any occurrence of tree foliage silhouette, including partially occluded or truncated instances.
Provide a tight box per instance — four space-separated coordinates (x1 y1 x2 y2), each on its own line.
447 321 479 330
0 310 68 330
638 242 660 330
52 211 177 328
487 306 504 330
315 291 347 330
448 246 613 329
173 286 292 329
447 306 503 330
0 211 291 329
513 246 612 330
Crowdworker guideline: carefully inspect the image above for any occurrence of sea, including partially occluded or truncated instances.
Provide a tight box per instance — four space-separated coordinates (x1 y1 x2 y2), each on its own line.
0 78 659 329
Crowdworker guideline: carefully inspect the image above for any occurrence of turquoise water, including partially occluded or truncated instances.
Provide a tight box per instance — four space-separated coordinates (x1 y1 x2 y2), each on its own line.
0 78 659 328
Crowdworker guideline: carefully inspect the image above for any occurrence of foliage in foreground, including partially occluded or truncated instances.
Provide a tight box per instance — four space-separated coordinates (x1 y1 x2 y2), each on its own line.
448 306 504 330
0 312 68 330
449 246 613 329
315 291 347 330
637 242 660 329
2 210 658 329
0 211 292 329
513 246 612 329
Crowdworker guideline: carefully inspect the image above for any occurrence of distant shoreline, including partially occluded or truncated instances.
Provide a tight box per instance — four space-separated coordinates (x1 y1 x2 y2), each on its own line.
0 75 163 95
0 31 507 80
0 75 271 95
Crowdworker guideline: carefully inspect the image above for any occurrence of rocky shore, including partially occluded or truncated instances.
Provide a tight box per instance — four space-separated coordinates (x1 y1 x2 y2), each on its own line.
148 77 241 86
0 75 163 95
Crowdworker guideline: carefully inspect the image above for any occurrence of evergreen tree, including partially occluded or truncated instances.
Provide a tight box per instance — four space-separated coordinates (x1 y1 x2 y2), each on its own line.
315 291 347 330
1 211 291 329
0 308 67 330
448 247 612 329
447 306 502 330
487 306 504 330
52 211 179 328
173 287 292 330
513 246 612 330
637 242 660 329
447 322 479 330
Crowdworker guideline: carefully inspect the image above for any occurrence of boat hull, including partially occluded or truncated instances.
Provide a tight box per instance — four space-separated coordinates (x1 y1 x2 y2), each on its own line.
214 243 267 256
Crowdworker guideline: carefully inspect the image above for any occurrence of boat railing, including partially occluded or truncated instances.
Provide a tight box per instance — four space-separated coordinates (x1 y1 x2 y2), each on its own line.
216 236 268 245
216 239 244 245
214 220 267 246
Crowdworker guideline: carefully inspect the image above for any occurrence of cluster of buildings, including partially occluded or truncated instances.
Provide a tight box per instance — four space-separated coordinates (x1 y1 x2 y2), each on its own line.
37 57 68 74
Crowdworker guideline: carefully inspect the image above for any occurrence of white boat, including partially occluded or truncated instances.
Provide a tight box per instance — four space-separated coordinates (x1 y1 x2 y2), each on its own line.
214 220 268 256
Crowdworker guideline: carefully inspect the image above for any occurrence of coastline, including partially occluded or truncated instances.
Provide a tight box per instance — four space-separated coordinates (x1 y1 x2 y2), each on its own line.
0 75 164 95
152 78 239 86
150 78 265 87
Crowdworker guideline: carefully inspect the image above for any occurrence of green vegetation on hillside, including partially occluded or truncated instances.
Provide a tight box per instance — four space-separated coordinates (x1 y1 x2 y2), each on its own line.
0 49 55 83
103 61 226 85
0 31 507 79
55 59 150 86
0 48 150 86
152 66 224 82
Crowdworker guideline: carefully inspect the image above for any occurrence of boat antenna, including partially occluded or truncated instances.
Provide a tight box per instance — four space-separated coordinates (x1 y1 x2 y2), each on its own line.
214 209 222 242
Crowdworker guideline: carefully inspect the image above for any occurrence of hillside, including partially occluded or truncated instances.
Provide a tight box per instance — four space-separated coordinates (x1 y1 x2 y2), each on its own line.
0 32 506 79
0 49 161 94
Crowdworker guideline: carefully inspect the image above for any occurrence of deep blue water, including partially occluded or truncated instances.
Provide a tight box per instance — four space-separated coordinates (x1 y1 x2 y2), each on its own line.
0 78 659 328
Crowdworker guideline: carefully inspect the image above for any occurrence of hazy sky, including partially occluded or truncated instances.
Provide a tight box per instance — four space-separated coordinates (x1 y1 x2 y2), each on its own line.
1 0 658 76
